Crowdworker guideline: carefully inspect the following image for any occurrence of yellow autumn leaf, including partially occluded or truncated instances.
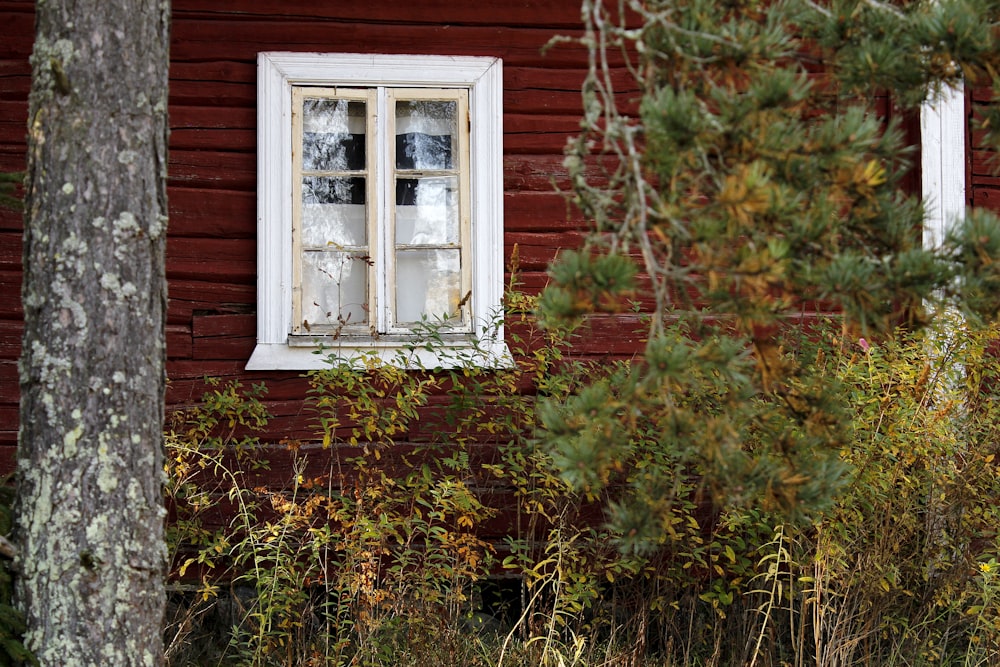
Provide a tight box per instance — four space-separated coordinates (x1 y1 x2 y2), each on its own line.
859 159 886 187
179 557 196 578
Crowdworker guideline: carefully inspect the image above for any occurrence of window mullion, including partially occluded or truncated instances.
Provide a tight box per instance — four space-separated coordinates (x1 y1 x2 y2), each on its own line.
374 86 391 334
290 86 304 334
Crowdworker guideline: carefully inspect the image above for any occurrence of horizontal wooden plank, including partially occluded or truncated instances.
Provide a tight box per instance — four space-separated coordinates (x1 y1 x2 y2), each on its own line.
0 231 19 269
169 127 255 152
170 130 252 160
167 279 255 324
167 187 255 238
505 135 574 156
0 62 257 109
171 105 256 131
0 442 14 473
504 271 548 295
972 150 1000 178
0 101 28 147
0 272 21 318
506 230 586 270
504 191 584 231
505 65 638 96
971 87 994 103
166 370 312 405
192 313 256 338
0 56 29 74
505 89 583 115
0 360 17 404
0 151 26 180
170 60 257 84
172 0 584 28
0 71 28 99
0 126 24 150
191 313 256 360
504 155 572 191
169 79 255 109
166 359 255 384
166 323 193 360
166 237 256 282
170 19 589 68
168 150 255 191
0 12 32 60
504 113 581 154
973 186 1000 213
192 334 255 361
0 319 20 360
166 364 325 416
971 175 1000 190
571 315 648 355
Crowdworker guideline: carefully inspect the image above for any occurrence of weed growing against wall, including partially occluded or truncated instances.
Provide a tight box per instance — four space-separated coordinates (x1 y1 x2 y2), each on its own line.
163 300 1000 666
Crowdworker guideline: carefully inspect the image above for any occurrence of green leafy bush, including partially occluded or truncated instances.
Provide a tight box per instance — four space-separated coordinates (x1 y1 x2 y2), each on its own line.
163 301 1000 666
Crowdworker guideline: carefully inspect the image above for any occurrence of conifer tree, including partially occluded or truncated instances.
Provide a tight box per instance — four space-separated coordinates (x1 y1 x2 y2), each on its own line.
539 0 1000 544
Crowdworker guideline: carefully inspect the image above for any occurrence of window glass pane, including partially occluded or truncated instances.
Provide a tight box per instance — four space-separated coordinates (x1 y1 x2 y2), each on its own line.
395 249 462 324
300 251 368 328
301 176 366 248
301 203 366 248
303 99 366 171
303 176 366 205
395 100 457 170
395 176 459 245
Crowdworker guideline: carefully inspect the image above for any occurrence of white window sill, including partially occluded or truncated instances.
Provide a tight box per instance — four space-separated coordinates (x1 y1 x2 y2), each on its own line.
246 338 512 371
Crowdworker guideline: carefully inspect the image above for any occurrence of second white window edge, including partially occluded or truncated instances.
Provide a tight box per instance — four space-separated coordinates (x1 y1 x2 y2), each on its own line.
921 83 966 249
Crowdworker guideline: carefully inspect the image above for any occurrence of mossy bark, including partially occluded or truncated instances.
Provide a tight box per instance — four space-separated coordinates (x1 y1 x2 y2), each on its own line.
16 1 170 664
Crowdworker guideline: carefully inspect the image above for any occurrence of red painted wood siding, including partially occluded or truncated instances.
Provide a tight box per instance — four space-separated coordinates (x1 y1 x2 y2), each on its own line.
0 0 649 462
970 87 999 213
0 1 934 473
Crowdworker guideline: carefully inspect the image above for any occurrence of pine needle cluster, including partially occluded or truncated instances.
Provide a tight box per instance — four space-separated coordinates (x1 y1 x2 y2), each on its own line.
540 0 1000 540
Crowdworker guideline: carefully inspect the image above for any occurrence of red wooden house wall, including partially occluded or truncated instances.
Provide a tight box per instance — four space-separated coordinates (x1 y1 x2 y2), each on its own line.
0 0 654 472
0 1 987 481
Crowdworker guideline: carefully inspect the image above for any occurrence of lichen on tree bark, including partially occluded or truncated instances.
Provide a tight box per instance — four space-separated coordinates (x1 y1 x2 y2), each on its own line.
16 1 170 665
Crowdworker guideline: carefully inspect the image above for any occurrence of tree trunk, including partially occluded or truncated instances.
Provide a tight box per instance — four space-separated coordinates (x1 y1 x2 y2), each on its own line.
16 1 170 664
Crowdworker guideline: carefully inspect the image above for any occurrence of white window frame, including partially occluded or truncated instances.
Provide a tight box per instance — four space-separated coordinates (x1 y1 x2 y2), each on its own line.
247 53 507 370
